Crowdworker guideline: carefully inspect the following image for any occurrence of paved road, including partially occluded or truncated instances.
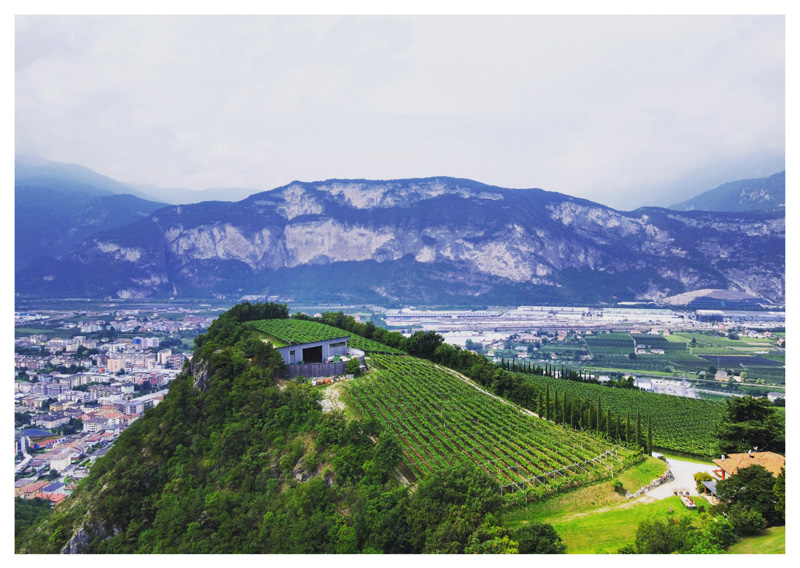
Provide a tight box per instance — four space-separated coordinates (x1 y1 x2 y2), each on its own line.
647 455 717 501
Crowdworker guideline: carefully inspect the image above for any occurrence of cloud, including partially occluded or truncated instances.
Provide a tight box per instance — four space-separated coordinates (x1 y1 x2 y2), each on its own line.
15 15 784 209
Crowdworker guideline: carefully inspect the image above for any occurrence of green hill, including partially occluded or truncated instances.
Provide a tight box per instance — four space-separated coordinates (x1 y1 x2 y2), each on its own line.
14 304 559 554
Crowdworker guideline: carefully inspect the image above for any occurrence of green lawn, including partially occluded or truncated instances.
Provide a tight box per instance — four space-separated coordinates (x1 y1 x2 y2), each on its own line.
505 457 668 527
503 457 688 554
727 526 785 554
549 496 697 553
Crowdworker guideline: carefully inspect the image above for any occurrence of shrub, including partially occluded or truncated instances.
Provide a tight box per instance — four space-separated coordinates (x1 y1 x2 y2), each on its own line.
513 522 566 554
727 503 767 536
694 471 714 493
345 358 361 375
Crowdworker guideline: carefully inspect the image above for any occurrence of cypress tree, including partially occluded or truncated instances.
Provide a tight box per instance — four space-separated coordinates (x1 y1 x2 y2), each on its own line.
562 392 568 427
545 385 550 421
537 391 543 416
636 411 642 451
647 416 653 456
596 396 602 433
616 415 622 442
606 409 612 439
554 390 559 423
625 411 631 443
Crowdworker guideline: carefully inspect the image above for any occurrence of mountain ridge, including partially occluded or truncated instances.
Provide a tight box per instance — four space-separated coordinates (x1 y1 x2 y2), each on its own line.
16 175 785 304
669 171 785 213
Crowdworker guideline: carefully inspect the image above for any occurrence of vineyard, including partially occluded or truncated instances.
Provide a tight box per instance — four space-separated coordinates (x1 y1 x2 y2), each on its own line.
518 373 726 456
343 354 639 496
251 319 405 354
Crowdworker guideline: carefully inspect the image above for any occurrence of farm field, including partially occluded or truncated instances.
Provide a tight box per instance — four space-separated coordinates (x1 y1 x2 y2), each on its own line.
517 373 726 457
554 330 787 385
343 354 638 494
252 319 405 354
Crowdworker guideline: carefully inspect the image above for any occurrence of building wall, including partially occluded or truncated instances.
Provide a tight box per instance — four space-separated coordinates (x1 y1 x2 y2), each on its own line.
276 337 350 366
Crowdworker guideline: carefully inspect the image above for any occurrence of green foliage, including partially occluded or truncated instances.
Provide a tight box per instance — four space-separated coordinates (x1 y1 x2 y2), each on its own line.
15 411 32 427
345 358 361 375
694 471 713 493
716 465 782 526
715 396 784 455
634 515 692 553
726 503 767 536
513 522 566 554
520 371 725 456
774 467 785 521
683 514 737 554
406 464 502 553
629 513 737 554
406 331 444 360
463 515 519 554
15 498 52 545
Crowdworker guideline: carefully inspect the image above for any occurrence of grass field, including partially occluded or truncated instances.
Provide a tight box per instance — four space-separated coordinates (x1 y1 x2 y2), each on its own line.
553 496 699 553
504 457 668 526
727 526 785 554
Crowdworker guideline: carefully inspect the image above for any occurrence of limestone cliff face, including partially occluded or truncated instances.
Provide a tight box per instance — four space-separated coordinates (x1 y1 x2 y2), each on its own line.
17 177 785 304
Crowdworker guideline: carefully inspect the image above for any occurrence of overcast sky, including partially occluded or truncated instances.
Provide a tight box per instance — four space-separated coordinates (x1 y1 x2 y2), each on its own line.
15 15 785 210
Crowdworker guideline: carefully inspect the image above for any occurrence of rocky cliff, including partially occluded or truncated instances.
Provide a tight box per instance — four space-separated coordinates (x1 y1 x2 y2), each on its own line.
16 177 785 304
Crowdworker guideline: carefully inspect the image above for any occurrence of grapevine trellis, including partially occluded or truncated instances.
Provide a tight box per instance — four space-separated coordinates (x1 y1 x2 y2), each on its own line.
252 319 404 354
517 371 726 456
343 354 638 494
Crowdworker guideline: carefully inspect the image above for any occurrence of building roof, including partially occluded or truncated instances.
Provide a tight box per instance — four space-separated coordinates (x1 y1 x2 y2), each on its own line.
20 428 56 438
712 451 785 478
40 492 67 504
21 480 50 493
701 480 718 496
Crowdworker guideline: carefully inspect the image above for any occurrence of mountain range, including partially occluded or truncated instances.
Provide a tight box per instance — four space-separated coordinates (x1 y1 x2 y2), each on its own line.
14 160 785 305
15 156 168 270
669 171 785 213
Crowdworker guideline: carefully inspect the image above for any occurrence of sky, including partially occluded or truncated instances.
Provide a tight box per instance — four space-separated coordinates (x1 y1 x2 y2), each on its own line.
14 14 785 210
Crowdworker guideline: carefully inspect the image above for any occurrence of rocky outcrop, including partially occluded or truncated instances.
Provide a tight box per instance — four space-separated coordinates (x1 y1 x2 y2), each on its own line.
626 468 675 499
60 525 93 554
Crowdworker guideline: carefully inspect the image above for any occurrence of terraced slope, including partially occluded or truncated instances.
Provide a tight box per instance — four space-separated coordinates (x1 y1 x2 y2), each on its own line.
343 354 638 496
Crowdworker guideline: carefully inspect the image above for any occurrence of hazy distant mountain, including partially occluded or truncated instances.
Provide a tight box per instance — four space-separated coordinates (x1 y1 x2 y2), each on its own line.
15 156 167 269
669 171 784 213
131 183 262 205
15 154 150 199
16 176 785 305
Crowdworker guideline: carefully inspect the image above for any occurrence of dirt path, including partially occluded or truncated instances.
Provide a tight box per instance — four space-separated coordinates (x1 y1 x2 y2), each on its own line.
556 495 657 522
319 382 346 413
646 456 717 501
